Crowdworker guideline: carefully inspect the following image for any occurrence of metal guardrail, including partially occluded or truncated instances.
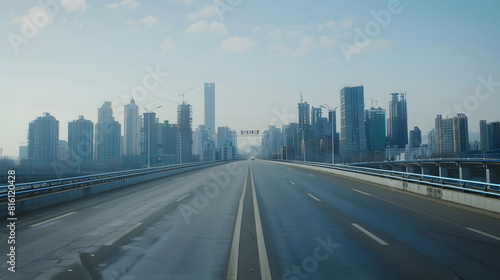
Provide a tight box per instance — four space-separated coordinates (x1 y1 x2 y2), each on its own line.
0 161 232 200
276 160 500 198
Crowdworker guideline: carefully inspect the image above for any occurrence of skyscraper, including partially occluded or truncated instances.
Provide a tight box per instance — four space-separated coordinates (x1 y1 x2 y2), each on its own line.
95 102 121 162
435 114 469 157
409 126 422 148
435 115 454 156
124 99 140 155
387 93 408 148
452 113 469 153
298 102 310 131
68 115 93 161
340 86 368 157
204 82 215 141
162 120 177 156
28 112 59 163
365 107 386 153
480 120 500 151
177 102 193 163
480 120 488 151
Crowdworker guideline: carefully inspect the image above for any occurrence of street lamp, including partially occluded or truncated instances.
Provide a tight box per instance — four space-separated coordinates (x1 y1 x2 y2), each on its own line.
320 104 338 165
144 105 162 168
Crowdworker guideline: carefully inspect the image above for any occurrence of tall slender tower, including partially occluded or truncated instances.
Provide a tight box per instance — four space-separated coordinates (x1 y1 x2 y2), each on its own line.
204 83 215 141
177 102 193 163
387 93 408 148
124 99 140 155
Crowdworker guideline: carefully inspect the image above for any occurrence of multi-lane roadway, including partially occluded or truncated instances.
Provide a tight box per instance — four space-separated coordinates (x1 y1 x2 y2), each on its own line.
1 160 500 279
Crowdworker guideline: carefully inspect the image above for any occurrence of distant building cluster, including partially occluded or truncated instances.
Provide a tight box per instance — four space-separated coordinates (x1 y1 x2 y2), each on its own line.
261 86 500 163
21 83 239 174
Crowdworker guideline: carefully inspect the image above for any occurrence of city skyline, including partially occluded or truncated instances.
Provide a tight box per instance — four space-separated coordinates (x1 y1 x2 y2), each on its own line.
2 0 500 157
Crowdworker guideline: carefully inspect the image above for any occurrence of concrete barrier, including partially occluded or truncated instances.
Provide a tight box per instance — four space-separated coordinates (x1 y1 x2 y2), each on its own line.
1 161 229 217
275 161 500 214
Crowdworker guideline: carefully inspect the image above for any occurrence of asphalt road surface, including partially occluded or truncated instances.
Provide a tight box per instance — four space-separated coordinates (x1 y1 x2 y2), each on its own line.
1 160 499 279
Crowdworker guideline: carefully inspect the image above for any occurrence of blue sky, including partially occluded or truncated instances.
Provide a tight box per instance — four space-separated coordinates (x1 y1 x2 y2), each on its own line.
1 0 500 157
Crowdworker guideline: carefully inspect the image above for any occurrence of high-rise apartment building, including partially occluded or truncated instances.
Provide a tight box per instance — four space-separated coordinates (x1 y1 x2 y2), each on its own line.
68 115 93 161
124 99 140 155
28 113 59 163
409 126 422 148
435 114 469 157
340 86 368 156
177 102 193 163
365 107 386 153
95 102 121 161
480 120 500 151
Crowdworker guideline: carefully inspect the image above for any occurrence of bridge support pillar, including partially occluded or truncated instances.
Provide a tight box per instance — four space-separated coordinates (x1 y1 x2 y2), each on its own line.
439 166 449 177
486 168 497 184
459 166 471 180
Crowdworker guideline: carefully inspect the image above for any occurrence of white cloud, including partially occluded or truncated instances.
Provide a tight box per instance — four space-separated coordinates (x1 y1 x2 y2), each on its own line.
298 36 317 48
126 19 135 25
74 19 83 28
121 0 140 9
129 27 141 32
269 43 292 56
60 0 88 11
11 6 54 34
140 16 159 27
187 5 219 21
340 18 356 29
267 28 283 40
161 37 175 53
325 20 337 29
185 20 227 36
107 3 119 9
167 0 195 6
286 30 303 39
221 36 258 53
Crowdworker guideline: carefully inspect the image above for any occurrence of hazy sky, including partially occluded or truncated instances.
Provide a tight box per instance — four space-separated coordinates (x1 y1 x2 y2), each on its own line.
1 0 500 157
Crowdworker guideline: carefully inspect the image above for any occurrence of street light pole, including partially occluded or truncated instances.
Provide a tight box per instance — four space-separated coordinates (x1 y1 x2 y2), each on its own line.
144 106 162 168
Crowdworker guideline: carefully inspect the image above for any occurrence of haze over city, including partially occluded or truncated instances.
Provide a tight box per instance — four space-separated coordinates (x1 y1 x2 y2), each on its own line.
1 0 500 157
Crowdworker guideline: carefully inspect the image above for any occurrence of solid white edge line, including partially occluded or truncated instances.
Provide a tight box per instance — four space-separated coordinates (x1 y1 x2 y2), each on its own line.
467 227 500 242
105 222 143 246
29 212 77 228
352 223 389 246
352 189 372 196
227 165 249 280
176 194 190 202
281 176 285 179
250 165 272 280
307 193 321 202
308 174 316 177
290 181 296 185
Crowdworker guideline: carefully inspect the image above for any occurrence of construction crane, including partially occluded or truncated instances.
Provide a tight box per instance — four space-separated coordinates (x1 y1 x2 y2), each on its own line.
365 97 379 107
178 88 195 103
300 91 304 103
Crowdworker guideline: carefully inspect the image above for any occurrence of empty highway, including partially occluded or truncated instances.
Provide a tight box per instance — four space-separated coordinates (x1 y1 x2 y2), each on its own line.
1 160 500 279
